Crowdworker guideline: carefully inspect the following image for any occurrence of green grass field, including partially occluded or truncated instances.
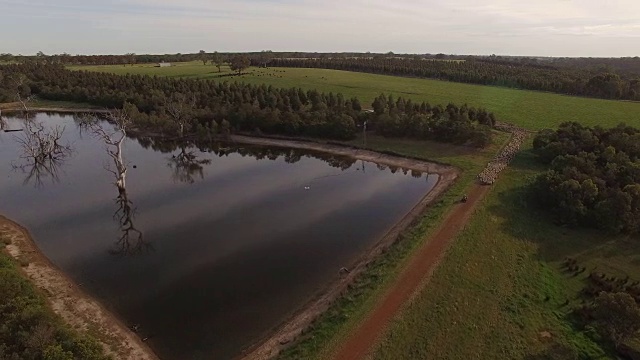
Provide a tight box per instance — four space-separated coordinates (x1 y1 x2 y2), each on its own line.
372 144 640 359
70 62 640 131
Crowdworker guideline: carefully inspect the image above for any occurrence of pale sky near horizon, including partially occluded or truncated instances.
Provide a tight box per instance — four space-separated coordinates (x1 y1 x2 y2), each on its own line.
1 0 639 57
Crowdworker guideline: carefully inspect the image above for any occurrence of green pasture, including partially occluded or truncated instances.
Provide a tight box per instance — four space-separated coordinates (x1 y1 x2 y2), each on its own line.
70 62 640 131
374 143 639 359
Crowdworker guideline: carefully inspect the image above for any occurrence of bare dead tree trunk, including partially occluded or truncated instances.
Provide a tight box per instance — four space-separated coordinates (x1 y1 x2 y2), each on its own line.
0 110 6 131
80 110 130 185
16 93 32 112
165 94 196 138
80 110 151 255
10 73 32 112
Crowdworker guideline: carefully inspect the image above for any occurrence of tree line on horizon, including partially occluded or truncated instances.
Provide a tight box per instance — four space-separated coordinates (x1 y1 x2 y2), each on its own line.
268 57 640 101
4 51 640 101
0 63 496 147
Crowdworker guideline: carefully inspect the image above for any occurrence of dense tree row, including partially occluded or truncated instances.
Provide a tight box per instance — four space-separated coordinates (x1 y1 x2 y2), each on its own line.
4 51 267 67
546 56 640 77
0 64 496 146
268 58 640 101
367 94 494 147
7 52 206 66
530 122 640 234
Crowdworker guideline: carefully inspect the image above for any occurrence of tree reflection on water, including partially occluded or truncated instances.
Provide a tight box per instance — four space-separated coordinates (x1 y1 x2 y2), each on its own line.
11 114 74 187
111 174 150 256
167 146 211 184
0 113 6 131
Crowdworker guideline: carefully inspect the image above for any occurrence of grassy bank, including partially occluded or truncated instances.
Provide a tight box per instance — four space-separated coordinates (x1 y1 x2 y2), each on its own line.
373 143 640 359
0 227 108 360
276 131 510 359
70 62 640 131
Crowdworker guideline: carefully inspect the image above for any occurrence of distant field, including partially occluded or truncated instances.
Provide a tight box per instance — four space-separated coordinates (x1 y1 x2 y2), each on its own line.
70 62 640 131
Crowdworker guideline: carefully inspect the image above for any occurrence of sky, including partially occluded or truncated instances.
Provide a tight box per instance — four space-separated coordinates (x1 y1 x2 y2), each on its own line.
1 0 639 57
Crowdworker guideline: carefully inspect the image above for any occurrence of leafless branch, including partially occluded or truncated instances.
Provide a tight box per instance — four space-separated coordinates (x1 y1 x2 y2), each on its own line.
9 73 32 111
164 93 196 138
79 111 130 187
11 120 73 187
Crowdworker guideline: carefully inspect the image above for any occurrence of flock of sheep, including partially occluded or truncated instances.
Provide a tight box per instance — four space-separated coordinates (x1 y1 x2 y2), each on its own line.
477 122 528 185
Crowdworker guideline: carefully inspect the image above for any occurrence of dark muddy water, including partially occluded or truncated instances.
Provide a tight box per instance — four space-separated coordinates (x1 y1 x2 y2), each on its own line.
0 113 438 359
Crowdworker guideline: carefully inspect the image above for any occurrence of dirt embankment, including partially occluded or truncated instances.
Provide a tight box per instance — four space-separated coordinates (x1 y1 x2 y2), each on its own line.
330 183 489 360
235 135 459 360
330 127 528 360
0 216 159 360
231 135 457 176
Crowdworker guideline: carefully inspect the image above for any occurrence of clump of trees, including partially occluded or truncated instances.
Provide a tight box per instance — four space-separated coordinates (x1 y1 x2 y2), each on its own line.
367 94 494 147
530 122 640 233
588 292 640 348
229 55 250 75
0 63 499 147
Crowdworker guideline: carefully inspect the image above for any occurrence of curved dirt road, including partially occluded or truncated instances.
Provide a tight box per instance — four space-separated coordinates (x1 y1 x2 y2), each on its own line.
331 183 490 360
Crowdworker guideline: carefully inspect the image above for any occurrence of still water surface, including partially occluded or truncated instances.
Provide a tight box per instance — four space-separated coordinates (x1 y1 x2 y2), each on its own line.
0 113 438 359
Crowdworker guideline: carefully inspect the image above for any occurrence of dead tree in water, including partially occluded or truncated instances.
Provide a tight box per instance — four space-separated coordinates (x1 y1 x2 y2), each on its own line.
81 110 152 255
11 120 73 186
9 73 33 112
81 110 130 188
164 93 196 138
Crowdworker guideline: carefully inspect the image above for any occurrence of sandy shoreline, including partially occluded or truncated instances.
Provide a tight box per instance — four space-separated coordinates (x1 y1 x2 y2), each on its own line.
0 216 159 360
1 134 458 360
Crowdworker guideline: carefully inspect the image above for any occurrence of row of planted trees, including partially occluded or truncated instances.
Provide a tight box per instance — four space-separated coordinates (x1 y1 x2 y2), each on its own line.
0 63 497 147
269 57 640 101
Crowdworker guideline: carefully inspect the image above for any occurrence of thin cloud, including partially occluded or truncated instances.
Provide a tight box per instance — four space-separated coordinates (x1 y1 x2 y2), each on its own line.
0 0 638 56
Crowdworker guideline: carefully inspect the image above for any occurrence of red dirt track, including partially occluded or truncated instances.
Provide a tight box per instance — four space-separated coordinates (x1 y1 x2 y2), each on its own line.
331 183 490 360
